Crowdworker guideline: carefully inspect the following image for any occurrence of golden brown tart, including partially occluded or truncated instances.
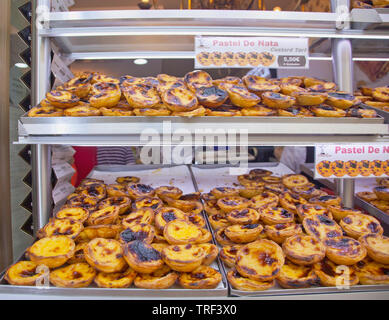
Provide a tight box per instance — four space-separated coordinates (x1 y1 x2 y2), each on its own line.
208 213 231 230
98 196 131 215
372 86 389 102
55 207 89 223
374 186 389 201
172 106 206 117
282 234 325 266
296 204 332 222
219 245 242 268
195 86 228 108
242 75 280 96
132 196 163 212
314 258 359 287
50 263 96 288
235 240 284 281
197 243 218 265
325 92 360 109
261 92 296 109
178 266 222 289
106 184 128 197
86 205 120 226
217 196 249 213
95 268 137 288
249 168 273 177
264 223 303 244
240 105 277 117
291 185 327 200
78 183 107 201
68 242 88 264
28 106 64 117
215 227 236 246
123 240 164 274
163 219 203 245
327 205 362 222
238 186 264 199
122 84 161 109
279 192 307 214
340 213 383 239
259 206 294 225
282 174 309 189
65 195 98 212
224 224 264 244
324 236 367 265
155 186 183 202
162 87 199 112
75 224 122 243
186 213 206 229
134 265 178 289
354 258 389 285
261 176 282 185
276 259 319 289
278 106 314 117
162 244 206 272
225 85 261 108
127 183 155 200
184 70 213 93
311 105 346 117
101 107 133 117
227 269 275 291
210 187 240 199
303 214 343 242
359 234 389 264
294 91 328 106
237 174 265 188
84 238 126 273
5 261 46 286
154 207 188 232
122 208 155 227
250 192 279 210
38 218 83 240
46 90 80 108
227 208 260 225
308 195 342 208
64 105 102 117
116 176 140 185
119 223 155 245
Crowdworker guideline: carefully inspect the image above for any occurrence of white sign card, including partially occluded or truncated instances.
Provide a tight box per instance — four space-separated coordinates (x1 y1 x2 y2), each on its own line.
315 144 389 179
194 36 309 69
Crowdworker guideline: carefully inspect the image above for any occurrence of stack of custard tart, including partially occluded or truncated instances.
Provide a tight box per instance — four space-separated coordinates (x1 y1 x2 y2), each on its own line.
27 71 377 118
202 169 389 291
357 177 389 215
354 86 389 113
5 177 223 290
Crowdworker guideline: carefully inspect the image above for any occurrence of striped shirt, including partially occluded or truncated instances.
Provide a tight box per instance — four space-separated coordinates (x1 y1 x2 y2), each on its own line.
96 147 136 165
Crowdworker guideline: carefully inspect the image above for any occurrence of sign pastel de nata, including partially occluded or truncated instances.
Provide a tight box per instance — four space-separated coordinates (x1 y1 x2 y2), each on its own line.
315 144 389 179
195 36 309 69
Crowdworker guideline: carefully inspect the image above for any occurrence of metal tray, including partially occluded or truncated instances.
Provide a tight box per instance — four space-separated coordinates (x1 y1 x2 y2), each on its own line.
190 163 389 298
0 164 228 298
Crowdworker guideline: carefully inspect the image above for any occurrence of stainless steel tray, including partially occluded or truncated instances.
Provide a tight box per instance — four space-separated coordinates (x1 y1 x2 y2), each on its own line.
0 164 228 298
190 163 389 298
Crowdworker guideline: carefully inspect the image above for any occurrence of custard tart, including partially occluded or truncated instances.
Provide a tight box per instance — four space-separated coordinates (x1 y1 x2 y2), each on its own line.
122 208 155 227
282 234 326 266
327 205 362 222
294 91 328 106
359 234 389 264
354 258 389 285
238 186 264 199
240 105 277 117
55 207 89 223
325 92 360 109
106 184 128 197
196 228 213 244
277 106 314 117
101 107 133 117
264 223 303 244
84 238 126 273
187 213 206 229
259 206 294 225
228 269 275 291
123 84 161 109
224 224 264 244
38 218 83 240
68 242 88 264
89 82 121 108
75 224 122 243
154 207 188 232
172 106 206 117
242 75 280 96
163 219 203 245
261 92 296 109
291 186 327 200
5 261 46 286
134 265 178 289
162 244 206 272
123 240 164 274
178 266 222 289
340 213 383 239
235 239 285 281
324 237 367 265
116 176 140 185
208 213 231 230
314 258 359 287
86 205 119 226
279 192 307 214
330 160 346 177
372 86 389 102
276 259 319 289
282 174 309 189
308 195 342 208
27 236 75 269
234 52 248 66
132 196 163 212
303 214 343 242
98 196 131 215
50 263 96 288
184 70 213 93
215 227 236 246
95 268 137 288
127 183 155 200
46 90 79 108
155 186 183 202
219 245 243 268
250 192 279 210
226 85 261 108
119 223 155 245
296 204 332 222
347 105 377 118
227 208 260 225
65 195 98 212
28 106 64 117
211 187 240 199
374 186 389 201
197 243 218 265
262 176 282 185
310 105 346 117
195 86 228 108
78 183 107 201
237 174 265 188
217 196 249 213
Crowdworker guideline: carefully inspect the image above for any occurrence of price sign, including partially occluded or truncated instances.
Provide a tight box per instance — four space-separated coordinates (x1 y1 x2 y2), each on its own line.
315 144 389 179
194 36 309 69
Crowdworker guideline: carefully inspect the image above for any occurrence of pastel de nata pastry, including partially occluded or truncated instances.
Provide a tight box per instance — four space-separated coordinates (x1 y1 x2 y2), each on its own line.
132 196 163 212
303 214 343 242
68 242 88 264
340 213 383 239
282 234 326 265
227 269 275 291
226 208 260 225
95 268 137 288
215 227 236 247
50 263 96 288
324 237 367 265
197 243 218 265
211 187 240 199
224 223 264 244
279 192 307 214
119 223 155 245
217 196 250 213
162 244 206 272
314 258 359 287
123 240 164 274
184 70 213 93
178 266 222 289
219 245 243 268
327 206 362 222
276 259 319 289
75 224 122 243
296 204 332 222
354 258 389 285
85 205 119 226
259 206 295 225
250 192 279 210
282 174 309 189
359 234 389 264
26 235 75 269
5 261 47 286
208 213 231 230
55 207 89 223
116 176 140 185
235 239 285 281
134 265 178 289
37 218 83 240
154 207 188 232
106 184 128 197
122 208 155 228
163 219 203 245
264 223 303 244
62 104 102 117
98 196 131 215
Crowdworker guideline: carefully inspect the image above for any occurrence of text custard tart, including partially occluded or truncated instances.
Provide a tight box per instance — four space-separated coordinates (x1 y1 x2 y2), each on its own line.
235 239 285 281
282 234 326 265
84 238 127 273
162 244 206 272
123 240 164 274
